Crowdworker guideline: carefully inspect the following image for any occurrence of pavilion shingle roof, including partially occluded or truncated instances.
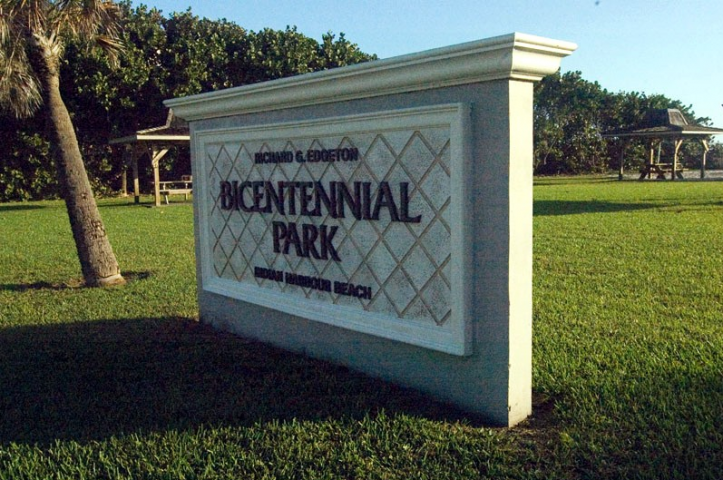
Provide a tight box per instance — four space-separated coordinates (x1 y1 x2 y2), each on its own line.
109 109 189 145
603 109 723 138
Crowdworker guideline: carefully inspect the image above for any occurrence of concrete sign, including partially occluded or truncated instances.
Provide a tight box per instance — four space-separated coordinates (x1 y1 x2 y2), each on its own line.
167 33 575 426
196 104 470 355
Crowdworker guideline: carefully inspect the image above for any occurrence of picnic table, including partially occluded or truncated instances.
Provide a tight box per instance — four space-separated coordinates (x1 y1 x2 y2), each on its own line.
155 175 193 204
639 162 685 180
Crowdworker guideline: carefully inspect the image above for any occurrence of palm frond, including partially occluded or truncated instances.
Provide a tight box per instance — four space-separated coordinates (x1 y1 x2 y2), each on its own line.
0 0 125 118
11 0 49 34
55 0 120 38
54 0 124 63
94 32 121 64
0 0 49 43
0 34 42 118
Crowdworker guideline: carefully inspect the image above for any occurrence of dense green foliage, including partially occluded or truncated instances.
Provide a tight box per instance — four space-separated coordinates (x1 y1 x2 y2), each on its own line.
0 1 375 201
1 2 721 200
533 71 720 174
1 179 722 478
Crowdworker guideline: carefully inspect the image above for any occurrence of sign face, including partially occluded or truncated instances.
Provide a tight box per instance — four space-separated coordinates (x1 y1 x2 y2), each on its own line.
194 104 471 355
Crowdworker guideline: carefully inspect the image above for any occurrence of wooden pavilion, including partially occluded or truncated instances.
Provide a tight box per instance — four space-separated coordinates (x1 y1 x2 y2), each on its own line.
603 109 723 180
109 109 190 206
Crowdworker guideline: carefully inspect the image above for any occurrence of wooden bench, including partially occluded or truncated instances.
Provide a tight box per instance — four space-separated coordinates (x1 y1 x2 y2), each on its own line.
158 175 193 204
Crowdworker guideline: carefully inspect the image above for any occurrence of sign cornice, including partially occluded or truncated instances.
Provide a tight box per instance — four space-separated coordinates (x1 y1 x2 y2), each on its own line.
165 32 576 121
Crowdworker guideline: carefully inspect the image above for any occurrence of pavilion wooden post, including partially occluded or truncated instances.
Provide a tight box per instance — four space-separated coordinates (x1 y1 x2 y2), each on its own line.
701 139 710 179
131 146 141 204
120 170 127 197
647 140 656 179
672 138 683 181
149 146 170 207
120 146 130 197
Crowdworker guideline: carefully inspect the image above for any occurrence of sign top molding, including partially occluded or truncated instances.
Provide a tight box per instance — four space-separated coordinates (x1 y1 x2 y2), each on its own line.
165 32 577 121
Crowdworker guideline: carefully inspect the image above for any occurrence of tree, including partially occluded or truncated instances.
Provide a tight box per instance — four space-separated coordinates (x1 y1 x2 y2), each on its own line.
0 0 125 287
317 31 374 69
0 4 379 200
534 71 610 174
532 70 715 174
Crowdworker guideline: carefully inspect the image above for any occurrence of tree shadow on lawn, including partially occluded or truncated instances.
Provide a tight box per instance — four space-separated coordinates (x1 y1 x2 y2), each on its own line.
534 198 723 216
0 272 152 292
534 200 660 216
0 317 479 445
0 204 47 213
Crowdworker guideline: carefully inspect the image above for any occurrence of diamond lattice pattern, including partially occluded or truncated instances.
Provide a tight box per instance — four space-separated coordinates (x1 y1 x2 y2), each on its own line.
206 127 452 327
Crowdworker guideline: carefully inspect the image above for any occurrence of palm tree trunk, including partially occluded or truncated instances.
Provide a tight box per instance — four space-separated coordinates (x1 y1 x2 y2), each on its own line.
43 71 125 287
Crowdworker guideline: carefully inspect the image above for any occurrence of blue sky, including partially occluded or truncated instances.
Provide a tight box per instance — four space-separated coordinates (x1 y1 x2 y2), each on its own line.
131 0 723 128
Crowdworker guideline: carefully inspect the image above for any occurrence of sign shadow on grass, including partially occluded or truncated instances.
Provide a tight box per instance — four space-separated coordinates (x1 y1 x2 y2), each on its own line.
0 317 475 445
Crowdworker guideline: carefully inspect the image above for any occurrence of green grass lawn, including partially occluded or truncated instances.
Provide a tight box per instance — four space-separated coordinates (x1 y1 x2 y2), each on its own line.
1 180 722 479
